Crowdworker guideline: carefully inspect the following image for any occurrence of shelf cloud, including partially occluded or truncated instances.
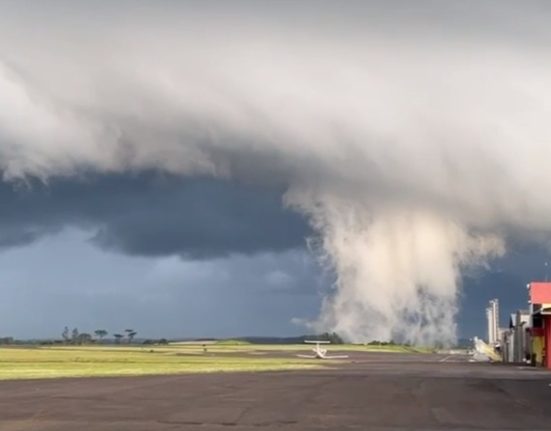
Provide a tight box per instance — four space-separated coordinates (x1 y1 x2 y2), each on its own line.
1 0 550 344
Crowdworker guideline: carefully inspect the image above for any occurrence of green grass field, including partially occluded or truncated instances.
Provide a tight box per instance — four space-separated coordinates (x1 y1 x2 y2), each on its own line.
0 343 429 380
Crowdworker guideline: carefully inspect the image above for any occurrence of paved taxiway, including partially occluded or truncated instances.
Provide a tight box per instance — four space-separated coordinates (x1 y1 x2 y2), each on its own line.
1 352 550 430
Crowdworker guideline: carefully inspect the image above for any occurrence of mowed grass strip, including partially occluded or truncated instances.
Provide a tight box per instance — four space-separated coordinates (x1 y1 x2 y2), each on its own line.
169 342 431 354
0 342 430 380
0 346 321 380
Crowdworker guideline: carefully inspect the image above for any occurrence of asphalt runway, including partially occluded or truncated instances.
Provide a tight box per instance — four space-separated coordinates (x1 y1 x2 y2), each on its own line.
1 351 551 431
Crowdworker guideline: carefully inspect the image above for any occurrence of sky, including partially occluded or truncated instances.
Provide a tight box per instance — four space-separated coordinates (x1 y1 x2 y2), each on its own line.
1 1 551 343
0 228 324 339
0 175 545 340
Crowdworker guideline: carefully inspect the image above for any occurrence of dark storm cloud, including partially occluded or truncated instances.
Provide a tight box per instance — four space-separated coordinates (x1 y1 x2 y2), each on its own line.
0 228 40 248
460 243 551 338
0 173 310 258
1 0 551 343
0 231 324 339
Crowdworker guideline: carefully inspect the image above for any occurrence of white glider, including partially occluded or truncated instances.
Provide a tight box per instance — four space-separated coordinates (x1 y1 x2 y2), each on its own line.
297 340 349 359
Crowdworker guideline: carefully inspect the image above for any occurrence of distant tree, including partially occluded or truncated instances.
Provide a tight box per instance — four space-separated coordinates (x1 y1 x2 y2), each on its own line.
328 332 344 344
77 333 93 344
142 338 169 345
62 326 70 343
94 329 108 341
113 333 123 344
0 337 14 345
127 331 137 344
71 328 79 344
315 332 344 344
125 329 137 344
39 340 54 345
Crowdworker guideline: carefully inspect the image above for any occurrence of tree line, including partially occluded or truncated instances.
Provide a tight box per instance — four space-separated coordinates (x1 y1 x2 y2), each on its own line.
61 327 138 345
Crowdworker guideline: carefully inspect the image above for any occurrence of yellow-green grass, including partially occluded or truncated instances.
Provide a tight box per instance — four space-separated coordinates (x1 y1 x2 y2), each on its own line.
0 342 431 381
164 342 431 353
0 346 322 381
169 343 431 354
214 339 252 345
41 343 428 355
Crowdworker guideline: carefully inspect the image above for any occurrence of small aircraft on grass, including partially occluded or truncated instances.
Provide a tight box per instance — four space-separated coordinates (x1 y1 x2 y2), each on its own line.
296 340 349 359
